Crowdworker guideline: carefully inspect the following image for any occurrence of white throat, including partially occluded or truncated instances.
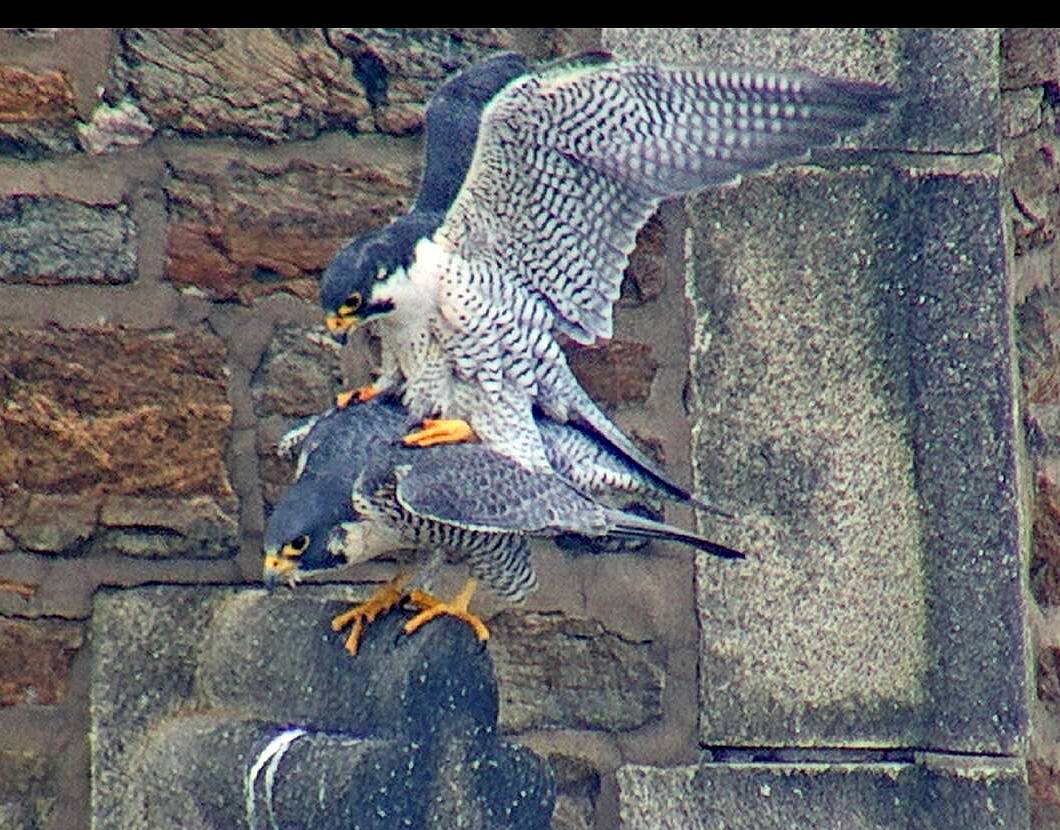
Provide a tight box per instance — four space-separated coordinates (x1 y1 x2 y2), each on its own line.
390 238 445 319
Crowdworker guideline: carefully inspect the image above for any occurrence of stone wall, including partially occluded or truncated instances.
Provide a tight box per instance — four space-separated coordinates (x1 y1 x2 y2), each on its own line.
0 26 1050 830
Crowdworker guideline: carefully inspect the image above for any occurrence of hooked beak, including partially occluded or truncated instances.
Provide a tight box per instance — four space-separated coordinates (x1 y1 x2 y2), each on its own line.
325 314 356 345
263 550 299 591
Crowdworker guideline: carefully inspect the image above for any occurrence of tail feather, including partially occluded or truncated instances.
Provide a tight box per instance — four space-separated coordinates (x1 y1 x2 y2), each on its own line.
567 385 732 518
606 508 746 560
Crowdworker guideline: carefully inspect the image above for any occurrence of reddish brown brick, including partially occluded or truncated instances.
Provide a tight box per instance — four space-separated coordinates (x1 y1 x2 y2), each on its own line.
0 325 237 557
164 155 416 302
567 339 659 408
0 619 81 706
0 65 75 124
621 211 668 305
1002 28 1060 90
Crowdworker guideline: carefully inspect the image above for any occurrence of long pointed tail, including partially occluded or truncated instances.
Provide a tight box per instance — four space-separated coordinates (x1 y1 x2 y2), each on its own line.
565 383 731 517
605 508 745 560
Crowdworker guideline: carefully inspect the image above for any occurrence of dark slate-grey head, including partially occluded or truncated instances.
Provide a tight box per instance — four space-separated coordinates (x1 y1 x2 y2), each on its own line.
320 211 444 340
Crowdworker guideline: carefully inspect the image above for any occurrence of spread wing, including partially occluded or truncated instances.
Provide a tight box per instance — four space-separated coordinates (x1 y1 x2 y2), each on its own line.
434 56 893 350
414 52 529 214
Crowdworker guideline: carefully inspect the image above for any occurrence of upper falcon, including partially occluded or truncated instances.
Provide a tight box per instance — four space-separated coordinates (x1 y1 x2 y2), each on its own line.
320 51 892 497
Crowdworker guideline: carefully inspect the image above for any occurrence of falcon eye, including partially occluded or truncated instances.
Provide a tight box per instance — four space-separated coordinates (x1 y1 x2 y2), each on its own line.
288 535 310 556
339 292 362 316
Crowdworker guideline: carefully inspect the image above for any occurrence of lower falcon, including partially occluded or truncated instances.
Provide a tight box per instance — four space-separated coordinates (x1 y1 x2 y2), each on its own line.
263 400 743 654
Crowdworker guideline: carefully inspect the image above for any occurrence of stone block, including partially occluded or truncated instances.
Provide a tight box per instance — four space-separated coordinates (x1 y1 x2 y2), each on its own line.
0 64 78 157
567 340 658 410
1002 28 1060 90
251 322 346 509
113 28 513 143
490 610 664 733
0 618 82 705
77 98 154 155
0 751 55 830
617 758 1028 829
0 196 136 285
0 65 75 122
163 150 417 302
91 585 554 830
0 325 238 559
250 323 344 420
326 28 515 133
549 754 601 830
684 160 1024 753
118 717 551 830
620 210 668 306
112 28 370 142
605 27 999 154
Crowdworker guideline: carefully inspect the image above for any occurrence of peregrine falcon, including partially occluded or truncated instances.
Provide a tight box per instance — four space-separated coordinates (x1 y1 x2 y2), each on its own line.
263 400 743 654
320 51 892 500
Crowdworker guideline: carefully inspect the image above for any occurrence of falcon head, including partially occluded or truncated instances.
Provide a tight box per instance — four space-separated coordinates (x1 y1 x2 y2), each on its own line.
262 476 350 589
320 211 444 342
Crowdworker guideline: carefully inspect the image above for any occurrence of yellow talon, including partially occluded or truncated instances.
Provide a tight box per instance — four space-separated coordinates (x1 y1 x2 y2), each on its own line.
331 572 412 656
335 385 378 409
402 418 477 448
403 578 490 642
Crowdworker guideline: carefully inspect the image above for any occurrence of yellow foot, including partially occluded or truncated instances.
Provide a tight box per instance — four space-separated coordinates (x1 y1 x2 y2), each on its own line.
331 572 412 656
335 385 378 408
403 578 490 642
402 418 477 448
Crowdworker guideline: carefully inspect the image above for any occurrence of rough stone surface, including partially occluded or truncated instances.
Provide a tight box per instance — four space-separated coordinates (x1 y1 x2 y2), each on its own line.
0 751 55 830
606 27 998 155
1010 81 1060 616
119 717 551 830
111 28 371 142
686 162 1024 753
326 28 515 133
163 148 417 302
251 323 346 420
0 65 76 122
1002 28 1060 90
549 754 601 830
0 196 137 285
620 210 668 306
567 340 658 410
112 28 513 143
251 322 346 508
1031 458 1060 607
77 98 154 154
91 585 554 830
1030 741 1060 828
617 759 1029 829
0 618 82 705
0 64 79 158
1005 108 1058 270
0 326 238 558
490 610 664 733
1002 88 1044 139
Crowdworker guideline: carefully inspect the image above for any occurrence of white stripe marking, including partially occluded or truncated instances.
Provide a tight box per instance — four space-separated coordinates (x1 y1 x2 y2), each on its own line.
245 728 307 830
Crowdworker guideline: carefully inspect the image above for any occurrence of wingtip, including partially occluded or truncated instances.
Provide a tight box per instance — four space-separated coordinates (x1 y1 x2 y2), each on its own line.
695 538 747 560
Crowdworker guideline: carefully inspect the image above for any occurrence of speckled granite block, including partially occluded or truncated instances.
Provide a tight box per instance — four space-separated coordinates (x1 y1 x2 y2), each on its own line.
684 160 1024 754
617 758 1028 829
604 28 1025 757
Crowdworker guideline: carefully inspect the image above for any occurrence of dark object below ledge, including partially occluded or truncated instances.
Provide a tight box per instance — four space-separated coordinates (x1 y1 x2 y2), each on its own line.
90 585 555 830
